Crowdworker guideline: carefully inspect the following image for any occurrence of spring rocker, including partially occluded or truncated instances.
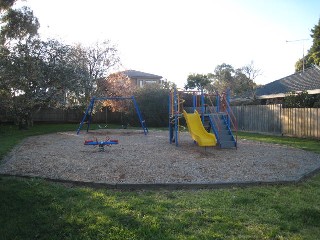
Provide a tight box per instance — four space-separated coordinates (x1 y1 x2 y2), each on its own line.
84 137 119 152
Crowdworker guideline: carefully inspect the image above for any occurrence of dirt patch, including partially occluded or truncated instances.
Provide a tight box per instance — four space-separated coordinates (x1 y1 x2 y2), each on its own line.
1 129 320 185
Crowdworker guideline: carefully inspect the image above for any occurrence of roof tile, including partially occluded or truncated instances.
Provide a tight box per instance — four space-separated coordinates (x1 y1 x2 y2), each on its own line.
256 65 320 96
122 70 162 79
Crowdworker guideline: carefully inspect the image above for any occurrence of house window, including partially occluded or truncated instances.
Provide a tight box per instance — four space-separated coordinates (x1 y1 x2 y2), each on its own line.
145 80 157 84
139 80 158 87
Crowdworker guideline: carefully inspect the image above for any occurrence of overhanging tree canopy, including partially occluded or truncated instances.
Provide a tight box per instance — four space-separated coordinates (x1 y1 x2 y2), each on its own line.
295 18 320 71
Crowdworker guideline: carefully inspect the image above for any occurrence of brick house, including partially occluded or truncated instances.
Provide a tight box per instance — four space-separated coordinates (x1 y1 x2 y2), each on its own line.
121 70 164 88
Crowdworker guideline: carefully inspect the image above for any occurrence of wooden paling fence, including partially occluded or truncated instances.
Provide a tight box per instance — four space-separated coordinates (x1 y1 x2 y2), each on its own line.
31 108 122 124
231 104 320 139
281 107 320 138
2 104 319 139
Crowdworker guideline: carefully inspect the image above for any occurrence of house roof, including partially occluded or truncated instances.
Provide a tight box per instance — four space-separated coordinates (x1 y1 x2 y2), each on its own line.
256 65 320 98
122 70 162 79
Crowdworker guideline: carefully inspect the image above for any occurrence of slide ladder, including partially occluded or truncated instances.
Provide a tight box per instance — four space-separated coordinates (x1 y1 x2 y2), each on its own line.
208 113 237 148
206 93 237 148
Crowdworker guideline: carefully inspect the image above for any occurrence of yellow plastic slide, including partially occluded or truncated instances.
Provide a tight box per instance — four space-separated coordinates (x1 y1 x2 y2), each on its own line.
182 110 217 147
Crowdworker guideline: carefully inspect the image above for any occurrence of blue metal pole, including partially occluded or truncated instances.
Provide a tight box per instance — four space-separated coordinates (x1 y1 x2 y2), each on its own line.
169 92 173 144
132 96 148 135
77 97 95 135
226 89 231 127
193 94 196 112
174 88 179 146
201 88 205 123
216 92 220 113
86 98 95 133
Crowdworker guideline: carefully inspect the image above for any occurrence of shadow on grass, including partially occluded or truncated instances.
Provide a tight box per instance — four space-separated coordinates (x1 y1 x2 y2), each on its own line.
0 177 176 240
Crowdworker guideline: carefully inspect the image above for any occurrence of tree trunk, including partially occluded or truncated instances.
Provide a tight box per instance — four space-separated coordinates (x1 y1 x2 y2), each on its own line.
16 112 33 130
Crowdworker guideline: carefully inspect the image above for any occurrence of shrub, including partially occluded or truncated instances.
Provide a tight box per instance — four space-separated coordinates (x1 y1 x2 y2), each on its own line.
133 84 169 127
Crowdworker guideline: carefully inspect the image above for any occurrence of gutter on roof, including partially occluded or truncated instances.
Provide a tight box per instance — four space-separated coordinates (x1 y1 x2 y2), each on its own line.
258 93 286 99
258 89 320 99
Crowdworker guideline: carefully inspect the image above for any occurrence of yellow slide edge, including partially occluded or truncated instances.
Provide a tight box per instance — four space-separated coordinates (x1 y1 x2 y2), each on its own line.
182 110 217 147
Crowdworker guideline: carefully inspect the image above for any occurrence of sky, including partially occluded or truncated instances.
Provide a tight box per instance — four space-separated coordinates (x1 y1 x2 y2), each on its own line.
19 0 320 87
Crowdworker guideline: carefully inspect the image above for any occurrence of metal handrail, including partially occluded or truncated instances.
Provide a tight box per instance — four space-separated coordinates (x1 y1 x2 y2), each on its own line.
206 95 223 143
222 95 238 145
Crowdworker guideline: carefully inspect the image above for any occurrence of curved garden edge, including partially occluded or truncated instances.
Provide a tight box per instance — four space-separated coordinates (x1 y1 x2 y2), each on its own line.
1 129 320 188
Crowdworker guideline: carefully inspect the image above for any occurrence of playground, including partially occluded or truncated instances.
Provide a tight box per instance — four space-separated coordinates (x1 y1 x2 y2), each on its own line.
1 128 320 186
1 90 320 187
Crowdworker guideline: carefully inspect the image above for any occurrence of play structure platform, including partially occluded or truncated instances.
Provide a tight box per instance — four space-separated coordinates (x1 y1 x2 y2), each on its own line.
169 89 237 149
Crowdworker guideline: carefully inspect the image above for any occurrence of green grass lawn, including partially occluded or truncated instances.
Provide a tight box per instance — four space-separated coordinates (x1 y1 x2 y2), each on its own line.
238 131 320 154
1 124 320 239
0 123 78 161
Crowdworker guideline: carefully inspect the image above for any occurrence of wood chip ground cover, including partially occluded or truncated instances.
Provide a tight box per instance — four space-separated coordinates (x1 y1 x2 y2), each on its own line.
1 129 320 185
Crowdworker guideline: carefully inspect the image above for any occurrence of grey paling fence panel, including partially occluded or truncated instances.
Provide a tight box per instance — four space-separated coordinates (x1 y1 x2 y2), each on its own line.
232 105 319 139
309 108 319 138
92 110 106 123
33 108 83 122
312 108 319 138
231 104 282 134
92 110 122 124
33 108 123 124
281 107 320 138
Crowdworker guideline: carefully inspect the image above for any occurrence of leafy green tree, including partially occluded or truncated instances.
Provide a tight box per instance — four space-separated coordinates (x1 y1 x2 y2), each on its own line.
184 73 211 90
162 80 176 90
1 38 85 128
209 63 235 93
0 1 39 45
295 18 320 71
308 19 320 66
70 41 120 104
233 69 252 96
0 0 16 10
208 62 259 97
0 0 41 128
283 91 319 108
0 1 121 127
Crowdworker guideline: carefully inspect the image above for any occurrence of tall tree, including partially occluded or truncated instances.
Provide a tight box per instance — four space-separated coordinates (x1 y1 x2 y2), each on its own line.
209 63 235 93
0 0 41 128
182 62 260 97
0 1 121 127
241 61 261 81
0 2 39 45
236 61 260 97
295 18 320 71
308 18 320 66
0 0 16 11
184 73 211 90
69 41 120 103
1 38 84 127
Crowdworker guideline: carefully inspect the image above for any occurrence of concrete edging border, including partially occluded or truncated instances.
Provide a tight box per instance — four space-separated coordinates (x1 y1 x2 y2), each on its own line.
1 166 320 191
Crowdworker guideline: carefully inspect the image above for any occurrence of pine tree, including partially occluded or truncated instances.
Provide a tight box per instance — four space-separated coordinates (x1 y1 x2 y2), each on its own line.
295 18 320 71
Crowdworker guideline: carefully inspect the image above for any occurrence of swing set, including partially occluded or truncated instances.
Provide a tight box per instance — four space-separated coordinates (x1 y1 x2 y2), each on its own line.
76 96 148 135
